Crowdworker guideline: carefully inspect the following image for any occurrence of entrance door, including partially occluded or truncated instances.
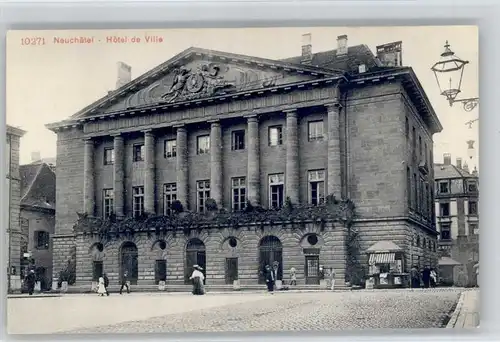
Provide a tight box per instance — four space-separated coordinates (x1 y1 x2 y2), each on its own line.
305 255 320 285
258 236 283 284
225 257 238 284
121 242 138 285
185 238 206 284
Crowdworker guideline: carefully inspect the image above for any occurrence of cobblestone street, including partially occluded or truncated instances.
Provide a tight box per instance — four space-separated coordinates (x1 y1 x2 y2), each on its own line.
8 289 463 334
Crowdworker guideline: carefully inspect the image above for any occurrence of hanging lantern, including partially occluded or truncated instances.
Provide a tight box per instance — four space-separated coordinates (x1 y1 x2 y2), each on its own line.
466 140 476 160
431 41 469 106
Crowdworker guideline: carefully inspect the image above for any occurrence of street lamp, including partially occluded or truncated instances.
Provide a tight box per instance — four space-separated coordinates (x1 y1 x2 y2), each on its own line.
431 41 479 127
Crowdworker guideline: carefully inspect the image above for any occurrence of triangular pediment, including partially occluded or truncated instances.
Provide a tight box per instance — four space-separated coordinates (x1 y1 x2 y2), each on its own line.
72 47 344 119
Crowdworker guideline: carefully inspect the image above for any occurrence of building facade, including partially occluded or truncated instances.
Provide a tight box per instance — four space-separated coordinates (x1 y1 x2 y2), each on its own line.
47 35 442 288
6 125 26 292
435 154 479 285
19 162 56 290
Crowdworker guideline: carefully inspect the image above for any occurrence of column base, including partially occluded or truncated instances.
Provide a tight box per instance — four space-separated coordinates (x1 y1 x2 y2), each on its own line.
9 275 22 293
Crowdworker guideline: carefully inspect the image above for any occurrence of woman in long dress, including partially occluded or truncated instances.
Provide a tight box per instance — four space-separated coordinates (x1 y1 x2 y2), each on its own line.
97 276 106 296
190 265 205 295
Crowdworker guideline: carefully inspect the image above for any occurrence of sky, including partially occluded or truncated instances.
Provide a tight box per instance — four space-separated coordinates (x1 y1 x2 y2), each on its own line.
6 26 478 168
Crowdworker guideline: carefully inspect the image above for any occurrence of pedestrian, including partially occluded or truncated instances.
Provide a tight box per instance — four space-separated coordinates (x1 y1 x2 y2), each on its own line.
25 270 36 295
289 267 297 286
103 273 110 296
189 264 205 295
330 267 336 291
430 268 437 288
410 265 420 288
264 265 275 293
97 276 107 296
119 271 130 294
422 266 431 288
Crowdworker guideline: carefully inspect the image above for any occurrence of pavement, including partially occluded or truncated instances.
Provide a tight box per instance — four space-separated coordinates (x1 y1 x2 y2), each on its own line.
446 288 480 329
7 288 468 335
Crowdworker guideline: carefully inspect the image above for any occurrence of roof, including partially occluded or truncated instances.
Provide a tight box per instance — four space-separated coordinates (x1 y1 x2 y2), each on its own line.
281 44 385 74
434 163 476 180
438 256 461 266
366 240 403 253
20 163 56 211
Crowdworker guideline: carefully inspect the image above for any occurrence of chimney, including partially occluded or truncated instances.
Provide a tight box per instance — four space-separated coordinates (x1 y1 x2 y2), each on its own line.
443 153 451 165
31 151 41 163
472 166 478 176
456 157 462 170
358 64 367 73
116 61 132 89
336 35 348 56
376 41 403 67
301 33 312 64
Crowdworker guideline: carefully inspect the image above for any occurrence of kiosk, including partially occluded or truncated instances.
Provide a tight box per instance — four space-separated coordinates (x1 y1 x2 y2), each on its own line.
366 241 408 289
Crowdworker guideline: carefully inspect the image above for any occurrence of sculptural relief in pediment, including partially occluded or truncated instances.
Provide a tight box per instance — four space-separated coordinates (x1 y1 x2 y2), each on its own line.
103 59 318 113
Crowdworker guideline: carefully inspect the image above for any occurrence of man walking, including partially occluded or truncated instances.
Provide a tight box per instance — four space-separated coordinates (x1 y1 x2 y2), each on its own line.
264 265 275 293
119 271 130 294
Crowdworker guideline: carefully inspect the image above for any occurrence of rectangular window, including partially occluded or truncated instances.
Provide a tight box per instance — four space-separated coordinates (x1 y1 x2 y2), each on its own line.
412 127 416 154
269 173 285 209
424 143 428 165
439 202 450 217
268 126 283 146
155 260 167 284
308 121 324 141
231 130 245 151
468 201 478 215
92 261 103 281
425 183 430 218
418 136 422 160
405 117 409 137
197 180 210 212
163 183 177 216
104 148 114 165
413 173 418 211
133 144 145 162
35 231 50 250
132 186 145 218
467 180 478 193
103 189 114 219
197 135 210 155
232 177 246 211
439 181 449 194
164 139 177 158
308 170 325 205
469 223 479 236
440 223 451 240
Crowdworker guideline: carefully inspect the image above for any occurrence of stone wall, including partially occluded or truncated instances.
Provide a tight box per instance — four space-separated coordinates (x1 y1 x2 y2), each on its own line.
74 221 347 286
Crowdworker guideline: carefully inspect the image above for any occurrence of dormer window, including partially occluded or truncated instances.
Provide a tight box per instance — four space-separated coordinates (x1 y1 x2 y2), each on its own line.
467 180 478 193
438 181 449 194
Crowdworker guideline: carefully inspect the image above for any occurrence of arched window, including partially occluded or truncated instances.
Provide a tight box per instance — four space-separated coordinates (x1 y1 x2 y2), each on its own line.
258 236 283 284
120 242 138 285
185 238 206 284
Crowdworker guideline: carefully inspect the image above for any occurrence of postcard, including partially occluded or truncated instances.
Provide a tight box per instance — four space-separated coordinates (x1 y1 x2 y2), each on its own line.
5 26 479 334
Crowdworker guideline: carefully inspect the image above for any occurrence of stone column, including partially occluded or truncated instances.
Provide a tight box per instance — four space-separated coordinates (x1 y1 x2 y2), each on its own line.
326 103 342 197
176 125 189 210
285 109 300 204
113 134 125 217
210 120 223 208
246 114 260 206
144 130 156 214
83 138 95 216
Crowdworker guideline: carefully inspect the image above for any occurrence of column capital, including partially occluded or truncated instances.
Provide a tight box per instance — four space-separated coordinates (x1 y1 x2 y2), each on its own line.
111 132 124 138
244 113 260 120
83 137 94 144
143 129 155 136
208 119 221 125
173 123 185 129
325 101 342 110
283 108 298 116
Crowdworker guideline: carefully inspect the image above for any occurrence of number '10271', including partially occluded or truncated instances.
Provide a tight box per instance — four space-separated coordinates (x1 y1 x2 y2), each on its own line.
21 37 46 46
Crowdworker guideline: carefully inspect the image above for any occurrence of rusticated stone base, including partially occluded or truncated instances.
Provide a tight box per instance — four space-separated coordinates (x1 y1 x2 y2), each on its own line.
65 221 348 286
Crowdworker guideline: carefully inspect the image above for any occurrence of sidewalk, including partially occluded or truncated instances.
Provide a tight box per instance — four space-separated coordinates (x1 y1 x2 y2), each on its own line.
446 289 480 328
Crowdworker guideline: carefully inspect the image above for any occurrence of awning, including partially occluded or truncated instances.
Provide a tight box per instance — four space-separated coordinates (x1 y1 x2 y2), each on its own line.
438 256 461 266
369 253 395 264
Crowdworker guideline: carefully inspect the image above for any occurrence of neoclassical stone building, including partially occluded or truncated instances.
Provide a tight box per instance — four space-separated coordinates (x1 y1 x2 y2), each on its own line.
47 35 442 289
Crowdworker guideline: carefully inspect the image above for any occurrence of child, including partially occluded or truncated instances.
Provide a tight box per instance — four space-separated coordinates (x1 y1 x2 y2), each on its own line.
97 276 106 296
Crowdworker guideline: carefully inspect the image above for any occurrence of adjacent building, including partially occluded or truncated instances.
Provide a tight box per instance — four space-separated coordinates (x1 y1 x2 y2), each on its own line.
19 161 56 290
435 154 479 285
46 34 442 288
6 125 26 292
